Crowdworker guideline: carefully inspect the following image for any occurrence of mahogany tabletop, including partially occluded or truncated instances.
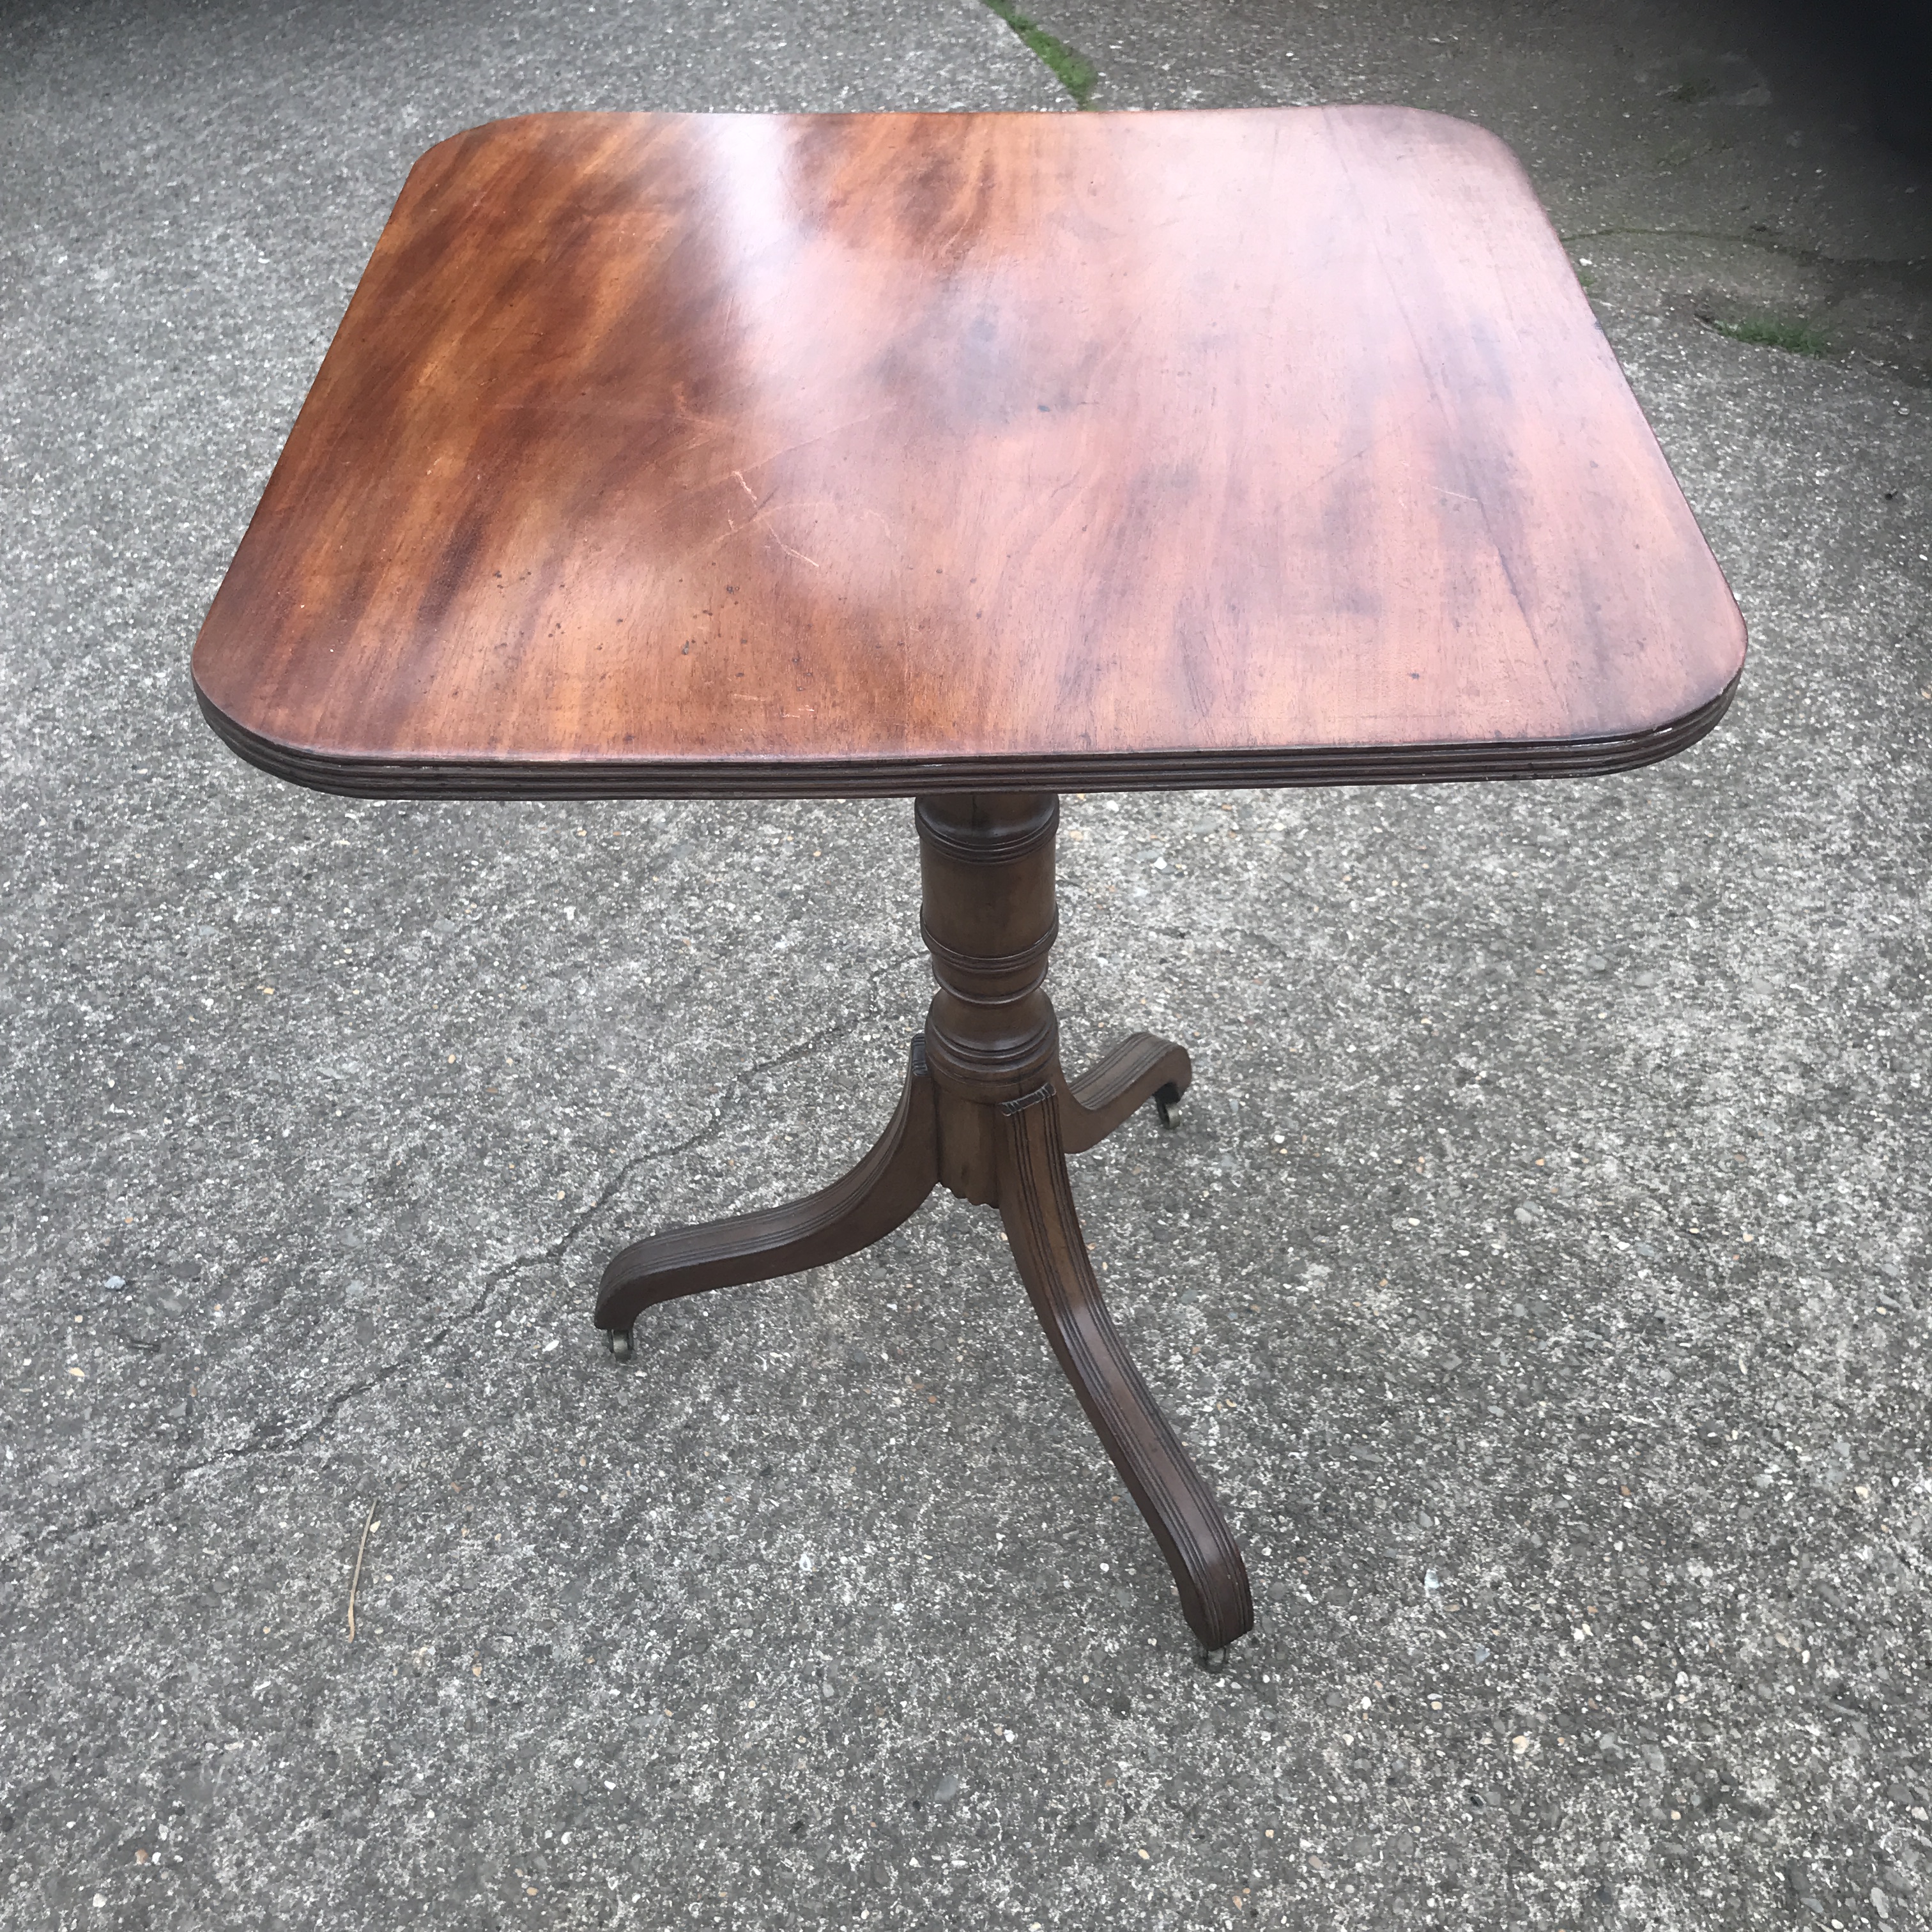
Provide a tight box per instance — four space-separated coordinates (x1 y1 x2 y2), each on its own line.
192 107 1745 799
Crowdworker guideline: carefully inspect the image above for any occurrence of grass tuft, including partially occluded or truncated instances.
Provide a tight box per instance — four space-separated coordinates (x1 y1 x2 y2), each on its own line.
1706 314 1832 358
982 0 1098 107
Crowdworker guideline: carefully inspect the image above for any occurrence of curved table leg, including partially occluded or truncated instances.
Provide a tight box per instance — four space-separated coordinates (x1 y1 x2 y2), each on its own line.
1060 1032 1193 1154
996 1084 1252 1650
595 1038 939 1338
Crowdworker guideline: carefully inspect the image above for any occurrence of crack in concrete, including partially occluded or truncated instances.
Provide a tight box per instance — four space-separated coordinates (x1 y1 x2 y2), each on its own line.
23 971 930 1551
1559 223 1932 280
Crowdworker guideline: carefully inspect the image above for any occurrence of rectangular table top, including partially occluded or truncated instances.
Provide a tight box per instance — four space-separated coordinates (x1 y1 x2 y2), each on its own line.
192 107 1745 797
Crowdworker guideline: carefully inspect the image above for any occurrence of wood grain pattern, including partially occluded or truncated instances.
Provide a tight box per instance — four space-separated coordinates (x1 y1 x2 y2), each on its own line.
193 107 1745 797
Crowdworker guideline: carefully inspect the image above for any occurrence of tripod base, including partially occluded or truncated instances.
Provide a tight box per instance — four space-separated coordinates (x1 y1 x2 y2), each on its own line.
595 795 1254 1652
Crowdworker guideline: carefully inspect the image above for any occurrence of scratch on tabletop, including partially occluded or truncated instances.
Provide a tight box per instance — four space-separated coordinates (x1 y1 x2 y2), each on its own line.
716 469 824 567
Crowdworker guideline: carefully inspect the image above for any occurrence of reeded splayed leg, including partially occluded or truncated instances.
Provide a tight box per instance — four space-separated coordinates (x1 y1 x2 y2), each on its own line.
594 1039 939 1337
1059 1032 1192 1153
995 1083 1253 1651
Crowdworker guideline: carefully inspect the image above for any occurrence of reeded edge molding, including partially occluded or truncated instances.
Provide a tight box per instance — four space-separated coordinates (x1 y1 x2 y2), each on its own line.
195 675 1738 801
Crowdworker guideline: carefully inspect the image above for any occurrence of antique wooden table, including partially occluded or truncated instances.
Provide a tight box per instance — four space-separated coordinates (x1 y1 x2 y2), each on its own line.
194 107 1745 1651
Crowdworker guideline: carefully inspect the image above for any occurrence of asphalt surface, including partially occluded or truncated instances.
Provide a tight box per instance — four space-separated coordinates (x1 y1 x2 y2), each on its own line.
2 2 1928 1929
